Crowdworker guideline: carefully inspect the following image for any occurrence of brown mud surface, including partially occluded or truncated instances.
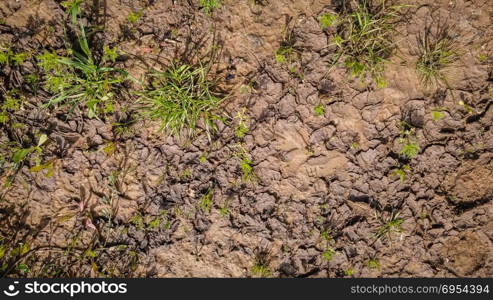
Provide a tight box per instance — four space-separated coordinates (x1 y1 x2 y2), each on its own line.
0 0 492 277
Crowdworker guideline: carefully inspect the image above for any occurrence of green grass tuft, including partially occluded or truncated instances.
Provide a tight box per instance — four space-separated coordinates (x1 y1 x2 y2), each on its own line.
329 0 406 86
415 23 460 87
37 27 127 118
139 63 224 139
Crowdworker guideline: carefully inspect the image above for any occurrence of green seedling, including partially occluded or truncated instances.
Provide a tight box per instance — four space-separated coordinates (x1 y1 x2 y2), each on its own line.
219 203 229 217
199 153 208 164
367 258 380 270
350 142 360 149
320 230 333 242
322 247 336 262
127 10 143 24
392 164 411 182
102 142 116 156
399 141 419 159
129 213 144 230
29 161 54 178
431 109 445 121
275 46 297 64
344 268 354 276
314 103 325 116
239 84 253 94
102 46 119 63
251 264 270 277
458 100 474 114
180 168 192 179
398 121 420 159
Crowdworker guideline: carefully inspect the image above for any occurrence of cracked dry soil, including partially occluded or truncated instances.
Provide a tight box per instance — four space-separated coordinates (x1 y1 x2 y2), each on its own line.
0 0 493 278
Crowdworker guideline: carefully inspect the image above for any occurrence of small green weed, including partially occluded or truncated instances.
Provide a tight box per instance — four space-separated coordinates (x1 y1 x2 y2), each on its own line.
319 13 338 29
367 258 380 270
458 100 474 114
199 0 220 15
398 121 420 160
0 91 23 124
0 46 30 66
392 164 411 182
199 153 208 163
127 10 143 24
322 247 336 262
198 189 213 214
12 134 49 167
344 268 354 276
180 168 193 179
129 213 144 230
275 45 297 64
275 22 300 65
236 144 256 182
219 203 229 217
235 108 249 138
314 103 325 116
61 0 83 24
431 108 445 121
400 142 420 159
251 264 270 277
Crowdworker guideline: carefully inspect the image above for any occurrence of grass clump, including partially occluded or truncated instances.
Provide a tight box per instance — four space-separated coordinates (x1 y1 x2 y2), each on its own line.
251 249 271 277
139 63 223 139
415 23 459 87
37 28 127 118
329 0 406 87
275 23 301 65
198 189 213 214
374 211 403 243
